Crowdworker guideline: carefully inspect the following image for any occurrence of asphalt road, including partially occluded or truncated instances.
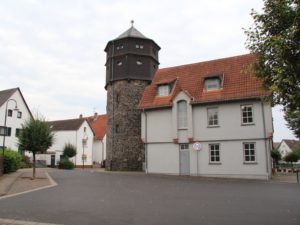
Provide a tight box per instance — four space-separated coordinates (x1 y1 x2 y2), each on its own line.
0 170 299 225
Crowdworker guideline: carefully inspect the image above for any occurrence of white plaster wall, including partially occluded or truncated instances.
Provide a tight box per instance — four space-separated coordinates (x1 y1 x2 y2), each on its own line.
0 90 32 151
92 135 106 164
47 130 77 164
193 101 272 141
75 121 94 166
278 142 291 157
190 140 269 179
147 143 179 175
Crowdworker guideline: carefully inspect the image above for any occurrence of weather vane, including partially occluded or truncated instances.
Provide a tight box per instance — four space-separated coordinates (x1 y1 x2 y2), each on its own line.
131 20 134 27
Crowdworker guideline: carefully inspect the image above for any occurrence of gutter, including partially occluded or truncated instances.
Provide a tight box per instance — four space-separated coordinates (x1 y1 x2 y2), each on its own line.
261 101 270 179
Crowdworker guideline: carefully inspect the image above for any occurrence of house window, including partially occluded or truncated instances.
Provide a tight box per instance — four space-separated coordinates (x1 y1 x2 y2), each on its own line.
243 142 256 163
17 111 22 118
16 128 21 137
157 84 170 96
7 109 13 117
204 77 221 91
2 127 12 136
0 126 5 136
177 100 187 129
241 105 254 124
207 107 218 127
117 61 122 66
180 143 189 151
136 60 143 65
209 144 220 163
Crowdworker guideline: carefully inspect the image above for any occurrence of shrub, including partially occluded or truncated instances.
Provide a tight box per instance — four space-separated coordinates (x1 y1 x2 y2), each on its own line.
284 151 299 165
19 155 32 168
63 143 77 158
0 149 22 173
58 159 75 170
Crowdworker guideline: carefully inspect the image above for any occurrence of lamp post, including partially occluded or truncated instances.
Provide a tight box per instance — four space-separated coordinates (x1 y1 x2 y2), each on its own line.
2 99 19 173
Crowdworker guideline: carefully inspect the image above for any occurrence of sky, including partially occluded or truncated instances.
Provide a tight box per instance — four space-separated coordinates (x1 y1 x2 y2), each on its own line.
0 0 297 142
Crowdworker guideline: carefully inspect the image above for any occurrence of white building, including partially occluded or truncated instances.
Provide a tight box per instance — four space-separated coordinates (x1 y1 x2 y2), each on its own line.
277 139 300 164
138 54 273 180
87 113 107 166
0 88 32 151
42 118 95 167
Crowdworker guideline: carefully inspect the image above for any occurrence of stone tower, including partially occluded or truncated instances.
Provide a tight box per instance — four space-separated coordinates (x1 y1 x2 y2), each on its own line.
105 22 160 171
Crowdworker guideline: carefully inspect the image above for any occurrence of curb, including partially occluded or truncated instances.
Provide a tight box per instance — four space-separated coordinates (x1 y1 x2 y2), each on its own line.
0 170 23 197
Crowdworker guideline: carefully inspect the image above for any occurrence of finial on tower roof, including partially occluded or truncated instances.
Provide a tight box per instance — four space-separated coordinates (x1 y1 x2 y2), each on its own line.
131 20 134 27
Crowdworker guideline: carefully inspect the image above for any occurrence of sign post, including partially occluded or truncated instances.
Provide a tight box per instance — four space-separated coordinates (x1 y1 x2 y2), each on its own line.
193 142 201 176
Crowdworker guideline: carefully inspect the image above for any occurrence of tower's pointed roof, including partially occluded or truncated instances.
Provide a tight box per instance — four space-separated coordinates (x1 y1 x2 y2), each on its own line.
114 20 149 41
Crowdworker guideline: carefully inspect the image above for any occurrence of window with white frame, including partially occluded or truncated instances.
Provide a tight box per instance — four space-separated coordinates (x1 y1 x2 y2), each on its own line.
241 105 254 124
204 77 221 91
177 100 187 129
157 84 170 96
207 107 218 126
209 144 220 163
180 143 189 151
243 142 256 162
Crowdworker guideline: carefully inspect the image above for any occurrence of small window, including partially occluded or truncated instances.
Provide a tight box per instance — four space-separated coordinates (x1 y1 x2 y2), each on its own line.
136 60 142 65
180 144 189 151
178 101 187 129
243 142 256 163
135 44 143 49
0 126 5 136
117 61 122 66
204 77 221 91
8 109 13 117
116 45 123 50
241 105 254 124
207 108 218 127
157 84 170 96
16 128 21 137
209 144 220 163
115 124 120 133
17 111 22 119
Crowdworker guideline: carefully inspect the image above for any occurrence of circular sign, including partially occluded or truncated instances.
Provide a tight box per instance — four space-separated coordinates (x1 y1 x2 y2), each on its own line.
193 142 201 151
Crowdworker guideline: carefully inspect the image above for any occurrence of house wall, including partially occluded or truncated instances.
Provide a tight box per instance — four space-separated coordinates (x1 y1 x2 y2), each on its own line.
92 135 106 164
0 90 32 151
45 120 94 167
142 92 273 180
278 141 291 157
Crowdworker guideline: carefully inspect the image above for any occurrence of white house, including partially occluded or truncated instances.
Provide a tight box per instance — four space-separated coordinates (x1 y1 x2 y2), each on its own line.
277 139 300 164
87 113 107 167
40 117 95 167
138 54 273 180
0 88 32 151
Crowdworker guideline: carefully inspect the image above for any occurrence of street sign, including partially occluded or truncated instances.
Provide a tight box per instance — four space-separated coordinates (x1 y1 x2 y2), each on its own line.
193 142 201 151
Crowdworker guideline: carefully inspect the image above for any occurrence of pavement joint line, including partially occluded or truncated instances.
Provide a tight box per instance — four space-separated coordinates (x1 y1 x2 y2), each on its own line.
0 218 65 225
0 172 57 200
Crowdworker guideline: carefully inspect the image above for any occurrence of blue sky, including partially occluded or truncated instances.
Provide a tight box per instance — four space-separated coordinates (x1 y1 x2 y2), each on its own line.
0 0 296 141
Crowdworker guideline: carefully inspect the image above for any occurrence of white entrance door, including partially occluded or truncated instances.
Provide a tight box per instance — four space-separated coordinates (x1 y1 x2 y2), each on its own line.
179 144 190 175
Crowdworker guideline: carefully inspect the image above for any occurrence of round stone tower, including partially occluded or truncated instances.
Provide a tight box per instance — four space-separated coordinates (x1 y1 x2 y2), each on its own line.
105 22 160 171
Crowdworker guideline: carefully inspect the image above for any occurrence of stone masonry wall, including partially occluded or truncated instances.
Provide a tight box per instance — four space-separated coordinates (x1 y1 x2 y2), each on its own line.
106 80 148 171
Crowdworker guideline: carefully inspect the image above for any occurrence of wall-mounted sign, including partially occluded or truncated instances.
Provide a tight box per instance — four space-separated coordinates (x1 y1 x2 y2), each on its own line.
193 142 201 151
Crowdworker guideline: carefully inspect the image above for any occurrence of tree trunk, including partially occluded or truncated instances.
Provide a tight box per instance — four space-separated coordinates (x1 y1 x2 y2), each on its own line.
32 153 36 179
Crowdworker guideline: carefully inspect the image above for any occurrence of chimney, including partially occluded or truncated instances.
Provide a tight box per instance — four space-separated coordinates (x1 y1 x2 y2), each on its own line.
79 114 83 119
94 112 98 119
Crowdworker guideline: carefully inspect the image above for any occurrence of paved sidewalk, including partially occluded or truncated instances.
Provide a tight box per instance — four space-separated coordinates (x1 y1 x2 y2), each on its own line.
0 218 64 225
272 172 300 184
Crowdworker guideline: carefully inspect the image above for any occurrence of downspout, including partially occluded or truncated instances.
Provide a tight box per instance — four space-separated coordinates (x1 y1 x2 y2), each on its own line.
261 101 270 179
143 109 148 174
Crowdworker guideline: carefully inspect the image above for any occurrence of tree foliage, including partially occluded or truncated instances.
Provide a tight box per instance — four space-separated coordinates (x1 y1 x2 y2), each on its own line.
271 149 282 165
18 118 54 178
63 143 77 158
245 0 300 137
283 151 299 163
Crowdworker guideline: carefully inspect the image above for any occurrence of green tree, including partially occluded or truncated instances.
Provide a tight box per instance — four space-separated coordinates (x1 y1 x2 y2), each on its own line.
283 151 299 169
271 149 282 167
245 0 300 137
18 118 54 179
62 143 77 158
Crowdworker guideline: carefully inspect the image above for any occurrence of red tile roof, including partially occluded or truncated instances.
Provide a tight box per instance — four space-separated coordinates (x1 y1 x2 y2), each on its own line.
87 114 107 140
138 54 268 109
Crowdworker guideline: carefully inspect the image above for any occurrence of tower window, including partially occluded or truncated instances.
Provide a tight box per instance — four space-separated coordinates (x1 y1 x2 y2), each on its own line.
204 77 221 91
117 61 122 66
116 45 123 50
136 60 143 65
136 44 143 49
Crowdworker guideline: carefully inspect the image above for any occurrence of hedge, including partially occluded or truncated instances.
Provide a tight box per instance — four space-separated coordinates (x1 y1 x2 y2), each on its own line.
0 149 22 173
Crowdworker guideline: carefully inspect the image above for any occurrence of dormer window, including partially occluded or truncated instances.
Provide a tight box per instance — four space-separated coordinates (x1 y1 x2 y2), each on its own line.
204 77 221 91
136 44 143 49
157 84 171 96
117 61 122 66
136 60 143 65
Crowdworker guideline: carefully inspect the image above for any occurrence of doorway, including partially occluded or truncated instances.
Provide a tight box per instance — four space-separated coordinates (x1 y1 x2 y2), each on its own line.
179 144 190 175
